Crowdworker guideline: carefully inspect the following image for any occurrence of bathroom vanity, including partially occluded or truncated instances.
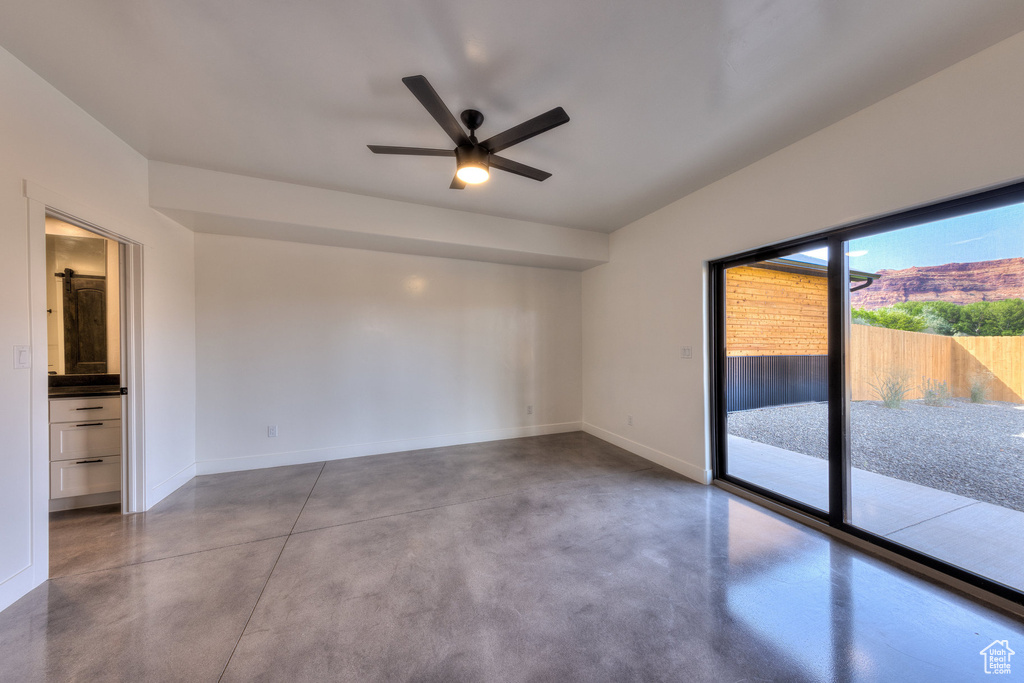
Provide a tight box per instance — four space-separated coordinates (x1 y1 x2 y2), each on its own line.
48 376 122 509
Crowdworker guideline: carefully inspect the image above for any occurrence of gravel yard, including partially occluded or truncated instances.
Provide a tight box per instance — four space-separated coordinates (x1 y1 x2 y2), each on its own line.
728 398 1024 512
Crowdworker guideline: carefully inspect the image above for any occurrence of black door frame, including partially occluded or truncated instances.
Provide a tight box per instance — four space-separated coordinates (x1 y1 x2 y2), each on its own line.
709 180 1024 606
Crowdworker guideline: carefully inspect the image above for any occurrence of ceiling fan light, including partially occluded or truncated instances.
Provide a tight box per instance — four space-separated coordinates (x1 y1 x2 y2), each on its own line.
456 164 489 184
456 146 490 184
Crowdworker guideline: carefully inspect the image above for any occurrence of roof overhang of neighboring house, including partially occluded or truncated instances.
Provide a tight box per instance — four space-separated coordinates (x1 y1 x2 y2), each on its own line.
754 255 879 287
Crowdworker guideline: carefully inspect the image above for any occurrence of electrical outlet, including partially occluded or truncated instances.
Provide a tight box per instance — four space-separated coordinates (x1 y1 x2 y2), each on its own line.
267 425 278 437
681 346 693 360
526 405 533 415
627 415 633 427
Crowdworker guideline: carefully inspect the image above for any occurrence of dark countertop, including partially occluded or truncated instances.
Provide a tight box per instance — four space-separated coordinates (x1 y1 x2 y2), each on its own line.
48 387 122 399
49 373 121 399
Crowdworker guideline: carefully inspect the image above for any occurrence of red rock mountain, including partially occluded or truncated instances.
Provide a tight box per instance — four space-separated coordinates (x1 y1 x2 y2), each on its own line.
850 257 1024 310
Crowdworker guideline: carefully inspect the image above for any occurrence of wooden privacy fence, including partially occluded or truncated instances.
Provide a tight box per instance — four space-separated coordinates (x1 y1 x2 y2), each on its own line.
850 325 1024 403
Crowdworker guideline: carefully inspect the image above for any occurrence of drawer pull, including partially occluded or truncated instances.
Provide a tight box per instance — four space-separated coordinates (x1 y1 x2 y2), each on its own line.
75 459 104 464
75 406 104 411
75 422 104 427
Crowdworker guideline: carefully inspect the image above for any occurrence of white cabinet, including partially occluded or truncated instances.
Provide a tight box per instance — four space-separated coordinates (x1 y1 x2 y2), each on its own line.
50 456 121 498
49 396 121 422
50 420 122 460
49 396 122 499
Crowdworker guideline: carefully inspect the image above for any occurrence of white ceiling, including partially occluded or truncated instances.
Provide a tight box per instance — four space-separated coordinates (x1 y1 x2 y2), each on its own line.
2 1 1024 233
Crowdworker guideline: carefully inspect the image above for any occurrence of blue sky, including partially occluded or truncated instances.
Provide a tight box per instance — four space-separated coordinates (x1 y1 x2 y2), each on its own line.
802 202 1024 273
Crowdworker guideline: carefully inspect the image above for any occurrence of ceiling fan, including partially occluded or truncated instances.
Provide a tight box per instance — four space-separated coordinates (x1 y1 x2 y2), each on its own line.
368 75 570 189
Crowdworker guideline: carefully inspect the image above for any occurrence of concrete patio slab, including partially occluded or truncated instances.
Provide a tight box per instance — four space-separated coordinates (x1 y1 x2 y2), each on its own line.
849 469 978 537
727 435 828 509
728 435 977 534
887 501 1024 590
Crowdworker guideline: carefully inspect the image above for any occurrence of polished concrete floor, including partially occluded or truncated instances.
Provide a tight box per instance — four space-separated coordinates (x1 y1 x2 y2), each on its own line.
1 432 1022 682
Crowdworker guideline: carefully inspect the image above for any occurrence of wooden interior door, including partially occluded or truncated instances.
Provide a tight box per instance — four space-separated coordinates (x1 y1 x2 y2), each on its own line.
62 268 107 374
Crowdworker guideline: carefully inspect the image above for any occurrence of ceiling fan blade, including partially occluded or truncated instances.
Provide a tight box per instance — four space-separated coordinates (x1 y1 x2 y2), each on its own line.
480 107 569 154
450 174 466 190
402 75 470 147
367 145 455 156
490 155 552 182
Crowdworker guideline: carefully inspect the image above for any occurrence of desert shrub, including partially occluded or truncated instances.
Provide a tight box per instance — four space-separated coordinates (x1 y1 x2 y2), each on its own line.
921 308 956 336
969 371 993 403
869 368 913 409
921 378 951 407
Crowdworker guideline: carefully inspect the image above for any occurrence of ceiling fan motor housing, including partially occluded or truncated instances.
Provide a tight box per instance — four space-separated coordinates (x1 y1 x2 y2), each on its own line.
456 145 489 169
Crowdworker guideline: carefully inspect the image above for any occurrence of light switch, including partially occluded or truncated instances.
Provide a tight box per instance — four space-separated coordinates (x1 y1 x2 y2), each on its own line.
681 346 693 360
13 345 30 369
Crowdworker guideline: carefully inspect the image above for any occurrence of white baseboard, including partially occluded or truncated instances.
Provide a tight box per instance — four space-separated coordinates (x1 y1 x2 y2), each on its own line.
0 565 37 615
147 462 197 508
582 422 711 485
195 422 583 475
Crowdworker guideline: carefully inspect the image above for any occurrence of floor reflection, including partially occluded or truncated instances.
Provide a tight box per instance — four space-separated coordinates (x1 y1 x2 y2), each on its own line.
710 495 1024 682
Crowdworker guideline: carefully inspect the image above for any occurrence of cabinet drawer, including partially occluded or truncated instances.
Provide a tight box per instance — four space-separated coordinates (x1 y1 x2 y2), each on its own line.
50 420 121 461
50 396 121 422
50 456 121 499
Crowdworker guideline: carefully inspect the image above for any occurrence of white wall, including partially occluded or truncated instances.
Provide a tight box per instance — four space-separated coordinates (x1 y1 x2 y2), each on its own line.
0 44 196 612
195 233 582 473
582 31 1024 483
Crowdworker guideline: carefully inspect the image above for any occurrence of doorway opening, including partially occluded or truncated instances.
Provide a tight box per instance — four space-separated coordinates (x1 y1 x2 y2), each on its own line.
45 216 125 514
34 205 145 580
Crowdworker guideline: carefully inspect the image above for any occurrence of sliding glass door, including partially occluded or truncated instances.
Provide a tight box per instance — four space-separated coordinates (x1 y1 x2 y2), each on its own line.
845 204 1024 594
720 248 831 513
711 182 1024 604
